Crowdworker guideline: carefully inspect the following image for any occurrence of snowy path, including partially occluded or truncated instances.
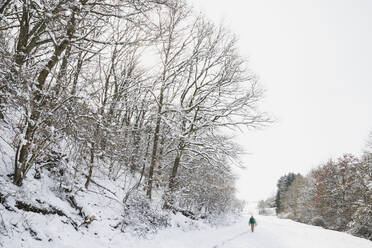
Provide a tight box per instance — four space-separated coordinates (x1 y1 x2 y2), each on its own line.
208 216 372 248
130 215 372 248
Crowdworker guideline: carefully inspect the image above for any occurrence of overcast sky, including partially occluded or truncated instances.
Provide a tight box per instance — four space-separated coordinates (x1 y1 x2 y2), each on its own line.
187 0 372 201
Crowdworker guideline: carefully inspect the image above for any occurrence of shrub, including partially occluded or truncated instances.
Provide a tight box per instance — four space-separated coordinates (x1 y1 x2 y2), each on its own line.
119 193 169 236
311 216 326 227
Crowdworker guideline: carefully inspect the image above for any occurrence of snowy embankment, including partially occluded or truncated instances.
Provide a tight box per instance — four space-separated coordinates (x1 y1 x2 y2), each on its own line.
0 123 236 248
0 168 214 248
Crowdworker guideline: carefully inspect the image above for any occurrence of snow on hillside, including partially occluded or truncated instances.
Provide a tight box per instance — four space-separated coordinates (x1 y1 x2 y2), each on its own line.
0 166 214 248
0 149 212 248
0 125 229 248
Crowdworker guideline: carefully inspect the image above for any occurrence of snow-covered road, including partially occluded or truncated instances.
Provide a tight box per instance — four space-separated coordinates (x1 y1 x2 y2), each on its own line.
209 216 372 248
129 215 372 248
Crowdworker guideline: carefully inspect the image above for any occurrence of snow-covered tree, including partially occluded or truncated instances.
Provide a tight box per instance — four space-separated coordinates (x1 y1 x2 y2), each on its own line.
1 0 268 224
279 151 372 240
275 173 297 214
1 0 170 186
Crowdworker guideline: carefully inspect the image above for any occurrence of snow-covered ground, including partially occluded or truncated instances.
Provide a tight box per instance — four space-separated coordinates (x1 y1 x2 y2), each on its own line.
1 169 371 248
2 209 371 248
114 215 372 248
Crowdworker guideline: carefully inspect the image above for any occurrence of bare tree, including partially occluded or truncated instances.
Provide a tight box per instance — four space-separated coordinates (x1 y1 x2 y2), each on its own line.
162 18 270 208
1 0 267 223
1 0 169 186
145 1 193 199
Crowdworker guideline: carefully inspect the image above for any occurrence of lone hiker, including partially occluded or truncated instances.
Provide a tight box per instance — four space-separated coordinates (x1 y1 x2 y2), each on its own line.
249 215 257 232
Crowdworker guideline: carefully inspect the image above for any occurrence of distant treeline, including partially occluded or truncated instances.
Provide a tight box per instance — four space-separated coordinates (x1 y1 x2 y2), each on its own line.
272 145 372 240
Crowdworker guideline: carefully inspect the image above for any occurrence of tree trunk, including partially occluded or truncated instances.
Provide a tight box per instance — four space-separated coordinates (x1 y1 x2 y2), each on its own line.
164 144 184 209
13 106 40 186
71 51 83 96
146 113 161 200
130 119 141 173
168 150 182 194
146 83 165 199
12 12 76 186
0 97 4 120
85 145 95 189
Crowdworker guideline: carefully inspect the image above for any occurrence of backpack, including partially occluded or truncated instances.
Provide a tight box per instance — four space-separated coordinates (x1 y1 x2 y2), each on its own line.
249 217 256 224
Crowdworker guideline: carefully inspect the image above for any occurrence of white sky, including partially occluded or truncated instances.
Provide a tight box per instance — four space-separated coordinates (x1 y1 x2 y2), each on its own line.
187 0 372 201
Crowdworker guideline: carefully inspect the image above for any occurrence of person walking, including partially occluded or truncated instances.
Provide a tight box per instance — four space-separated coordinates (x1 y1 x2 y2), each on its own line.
249 215 257 232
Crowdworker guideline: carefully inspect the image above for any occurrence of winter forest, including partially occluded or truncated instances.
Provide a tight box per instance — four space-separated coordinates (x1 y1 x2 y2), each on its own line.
0 0 371 247
0 0 269 243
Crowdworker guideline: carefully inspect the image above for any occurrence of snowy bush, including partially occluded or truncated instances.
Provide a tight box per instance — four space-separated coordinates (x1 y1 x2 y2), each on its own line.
311 216 326 228
35 149 75 194
119 192 169 236
350 225 372 241
350 204 372 241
